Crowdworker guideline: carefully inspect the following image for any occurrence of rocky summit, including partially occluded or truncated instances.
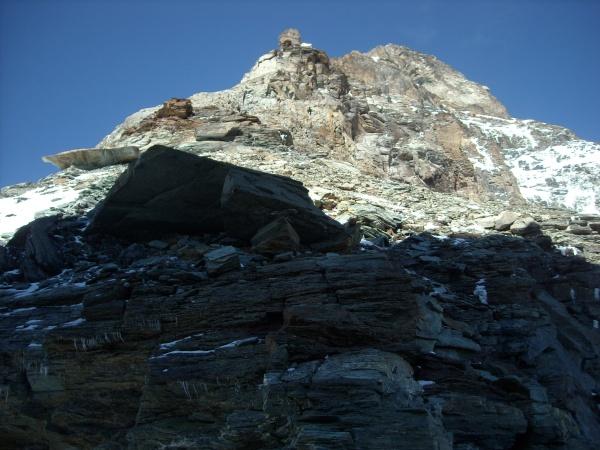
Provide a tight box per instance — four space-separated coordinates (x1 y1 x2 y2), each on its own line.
1 29 599 450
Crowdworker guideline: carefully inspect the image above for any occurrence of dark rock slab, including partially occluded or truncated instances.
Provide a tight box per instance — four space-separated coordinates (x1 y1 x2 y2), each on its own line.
251 217 300 254
88 145 351 248
0 245 11 272
8 216 64 281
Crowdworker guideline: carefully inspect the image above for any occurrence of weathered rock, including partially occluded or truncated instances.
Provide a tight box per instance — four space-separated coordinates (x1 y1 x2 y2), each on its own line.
494 210 520 231
156 97 193 119
437 393 528 449
0 245 11 272
42 146 139 170
147 239 169 250
477 216 497 229
195 122 242 141
204 245 240 275
510 216 540 235
1 228 600 449
251 217 300 255
88 146 352 249
567 224 593 235
91 30 600 213
8 215 64 281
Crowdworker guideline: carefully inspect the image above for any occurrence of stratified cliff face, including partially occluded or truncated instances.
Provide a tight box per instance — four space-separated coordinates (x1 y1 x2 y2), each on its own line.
1 30 600 450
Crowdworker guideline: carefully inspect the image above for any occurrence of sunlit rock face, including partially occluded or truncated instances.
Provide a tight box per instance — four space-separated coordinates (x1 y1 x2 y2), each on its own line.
42 146 139 170
96 32 599 213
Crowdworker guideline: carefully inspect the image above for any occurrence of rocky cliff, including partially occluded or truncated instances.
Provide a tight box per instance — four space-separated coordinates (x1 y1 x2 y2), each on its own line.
96 31 599 214
1 29 600 450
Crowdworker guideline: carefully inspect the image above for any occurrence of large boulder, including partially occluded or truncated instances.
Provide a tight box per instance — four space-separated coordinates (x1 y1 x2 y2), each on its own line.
88 146 352 248
8 216 64 281
42 146 139 170
195 122 242 141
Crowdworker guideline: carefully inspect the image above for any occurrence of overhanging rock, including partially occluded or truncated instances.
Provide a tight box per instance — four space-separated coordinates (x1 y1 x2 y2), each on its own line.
88 145 352 248
42 146 139 170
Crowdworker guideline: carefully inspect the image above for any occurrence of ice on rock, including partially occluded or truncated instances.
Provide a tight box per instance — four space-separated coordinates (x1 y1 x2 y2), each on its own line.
474 278 488 305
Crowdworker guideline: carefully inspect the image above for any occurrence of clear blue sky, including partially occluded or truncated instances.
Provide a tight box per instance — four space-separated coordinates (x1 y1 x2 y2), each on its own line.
1 0 599 186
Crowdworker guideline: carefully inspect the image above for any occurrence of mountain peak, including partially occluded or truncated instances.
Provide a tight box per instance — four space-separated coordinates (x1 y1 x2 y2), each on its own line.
91 36 600 214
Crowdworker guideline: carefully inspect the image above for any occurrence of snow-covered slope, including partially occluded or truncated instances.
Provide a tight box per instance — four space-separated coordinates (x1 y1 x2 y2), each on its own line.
0 166 124 244
457 113 600 214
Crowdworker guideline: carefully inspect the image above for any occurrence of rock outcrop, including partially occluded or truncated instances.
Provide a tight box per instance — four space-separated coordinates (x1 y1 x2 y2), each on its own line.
88 145 354 250
42 146 139 170
96 32 600 214
156 97 193 119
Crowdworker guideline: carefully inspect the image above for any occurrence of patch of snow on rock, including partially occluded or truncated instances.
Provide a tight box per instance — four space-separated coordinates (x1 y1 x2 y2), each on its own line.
474 278 488 305
0 185 81 241
458 112 600 214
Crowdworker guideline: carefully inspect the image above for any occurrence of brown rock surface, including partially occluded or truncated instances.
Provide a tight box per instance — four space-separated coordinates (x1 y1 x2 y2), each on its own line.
156 97 193 119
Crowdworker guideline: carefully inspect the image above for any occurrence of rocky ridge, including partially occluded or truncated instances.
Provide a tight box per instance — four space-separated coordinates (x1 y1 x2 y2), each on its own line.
97 31 599 213
0 29 599 449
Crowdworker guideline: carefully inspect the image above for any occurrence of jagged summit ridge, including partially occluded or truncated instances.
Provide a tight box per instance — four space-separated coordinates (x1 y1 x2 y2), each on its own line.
96 30 599 213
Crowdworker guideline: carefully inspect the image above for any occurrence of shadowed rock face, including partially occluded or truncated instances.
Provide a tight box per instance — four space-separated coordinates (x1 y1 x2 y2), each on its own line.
88 145 352 248
1 228 599 449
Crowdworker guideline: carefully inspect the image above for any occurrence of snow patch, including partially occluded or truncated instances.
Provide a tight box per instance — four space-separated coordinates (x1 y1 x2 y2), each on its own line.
556 245 581 256
474 278 488 305
0 184 81 241
153 336 260 359
159 334 204 350
458 112 600 213
61 318 86 328
468 137 497 172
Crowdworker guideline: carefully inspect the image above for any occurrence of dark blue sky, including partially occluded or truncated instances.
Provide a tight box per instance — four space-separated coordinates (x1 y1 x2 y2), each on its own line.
1 0 599 186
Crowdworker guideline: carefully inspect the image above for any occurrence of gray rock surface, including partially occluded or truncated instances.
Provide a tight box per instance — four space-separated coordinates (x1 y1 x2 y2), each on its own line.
42 146 139 170
251 217 300 254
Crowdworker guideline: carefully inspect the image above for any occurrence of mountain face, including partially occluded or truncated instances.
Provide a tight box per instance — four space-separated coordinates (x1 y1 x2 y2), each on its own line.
98 34 599 213
1 29 600 450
